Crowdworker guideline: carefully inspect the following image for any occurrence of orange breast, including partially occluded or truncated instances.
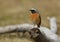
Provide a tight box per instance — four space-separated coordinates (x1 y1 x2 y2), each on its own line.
31 13 39 21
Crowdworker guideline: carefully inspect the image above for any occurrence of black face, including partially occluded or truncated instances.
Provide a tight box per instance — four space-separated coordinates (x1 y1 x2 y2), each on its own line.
30 10 36 14
29 28 40 38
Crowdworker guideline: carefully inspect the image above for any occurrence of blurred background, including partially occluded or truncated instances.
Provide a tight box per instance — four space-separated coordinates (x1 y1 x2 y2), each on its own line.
0 0 60 42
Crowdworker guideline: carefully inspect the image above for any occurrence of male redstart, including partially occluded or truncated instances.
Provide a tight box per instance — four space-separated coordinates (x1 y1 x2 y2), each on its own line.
29 8 41 28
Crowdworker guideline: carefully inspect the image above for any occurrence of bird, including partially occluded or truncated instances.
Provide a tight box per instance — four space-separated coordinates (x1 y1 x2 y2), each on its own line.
29 8 41 28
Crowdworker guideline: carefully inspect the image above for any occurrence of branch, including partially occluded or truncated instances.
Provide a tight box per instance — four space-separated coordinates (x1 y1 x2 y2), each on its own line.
47 17 57 33
0 17 57 34
0 24 35 34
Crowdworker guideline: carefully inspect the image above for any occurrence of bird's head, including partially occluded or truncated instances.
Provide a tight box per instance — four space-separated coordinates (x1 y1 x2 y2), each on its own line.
29 8 38 14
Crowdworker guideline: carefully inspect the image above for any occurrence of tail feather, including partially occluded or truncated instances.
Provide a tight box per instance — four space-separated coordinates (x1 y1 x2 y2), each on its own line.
37 22 41 28
37 15 41 28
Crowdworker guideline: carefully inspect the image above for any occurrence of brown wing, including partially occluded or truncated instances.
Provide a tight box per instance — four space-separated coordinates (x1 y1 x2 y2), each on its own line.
37 14 41 28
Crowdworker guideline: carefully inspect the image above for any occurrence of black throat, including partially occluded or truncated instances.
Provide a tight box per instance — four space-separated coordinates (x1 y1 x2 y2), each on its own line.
30 10 36 14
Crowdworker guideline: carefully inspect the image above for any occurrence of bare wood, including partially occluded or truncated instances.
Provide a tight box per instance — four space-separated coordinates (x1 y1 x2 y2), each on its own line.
0 17 57 34
47 17 57 33
0 24 35 34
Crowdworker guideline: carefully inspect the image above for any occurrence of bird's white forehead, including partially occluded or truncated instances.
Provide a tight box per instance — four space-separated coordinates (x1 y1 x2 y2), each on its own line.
30 8 36 10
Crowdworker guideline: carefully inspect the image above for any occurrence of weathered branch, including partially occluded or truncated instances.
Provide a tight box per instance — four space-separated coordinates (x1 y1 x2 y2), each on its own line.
0 17 57 35
47 17 57 33
0 24 35 34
